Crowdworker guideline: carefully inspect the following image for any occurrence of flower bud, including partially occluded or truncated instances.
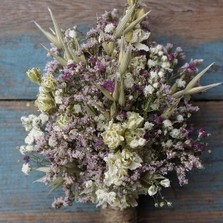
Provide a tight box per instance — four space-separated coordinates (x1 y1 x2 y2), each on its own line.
148 185 158 196
35 92 55 113
41 73 57 91
26 68 42 85
160 178 170 188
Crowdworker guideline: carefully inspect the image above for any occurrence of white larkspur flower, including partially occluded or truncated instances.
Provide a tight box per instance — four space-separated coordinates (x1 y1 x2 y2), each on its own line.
22 163 31 175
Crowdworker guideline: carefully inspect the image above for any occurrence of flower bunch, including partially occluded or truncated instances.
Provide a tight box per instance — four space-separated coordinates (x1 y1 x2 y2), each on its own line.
20 0 220 210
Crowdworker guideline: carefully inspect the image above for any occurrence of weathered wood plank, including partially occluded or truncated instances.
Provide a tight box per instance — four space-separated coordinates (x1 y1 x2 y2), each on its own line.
0 101 223 222
1 0 223 44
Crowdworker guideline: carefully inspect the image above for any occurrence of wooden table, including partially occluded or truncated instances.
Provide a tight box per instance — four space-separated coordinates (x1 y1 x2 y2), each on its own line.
0 1 223 222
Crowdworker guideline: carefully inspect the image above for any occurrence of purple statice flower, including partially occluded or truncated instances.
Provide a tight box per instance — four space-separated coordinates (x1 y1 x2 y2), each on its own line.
117 111 127 121
67 60 76 69
103 80 115 93
154 116 163 124
181 59 203 74
95 60 106 74
63 69 73 79
167 53 175 62
44 60 59 74
198 128 208 138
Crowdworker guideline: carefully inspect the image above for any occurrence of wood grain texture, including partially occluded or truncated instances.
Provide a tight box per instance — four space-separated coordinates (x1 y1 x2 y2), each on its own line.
0 0 223 44
0 101 223 222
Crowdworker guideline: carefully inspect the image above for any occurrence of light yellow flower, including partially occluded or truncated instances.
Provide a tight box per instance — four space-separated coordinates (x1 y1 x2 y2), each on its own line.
126 112 144 130
101 121 125 150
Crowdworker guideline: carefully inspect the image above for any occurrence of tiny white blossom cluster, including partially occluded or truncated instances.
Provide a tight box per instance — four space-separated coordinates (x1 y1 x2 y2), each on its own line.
19 0 219 210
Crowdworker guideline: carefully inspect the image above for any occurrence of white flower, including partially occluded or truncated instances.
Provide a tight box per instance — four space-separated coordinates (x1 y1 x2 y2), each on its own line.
163 119 172 129
32 117 41 129
144 121 154 130
54 90 63 104
19 145 33 155
165 140 173 148
25 133 35 145
104 23 115 33
39 113 49 124
124 73 134 88
74 104 82 114
104 149 142 186
96 189 116 208
170 128 181 138
158 71 164 78
69 29 77 38
48 135 57 147
147 59 156 68
148 185 158 196
161 62 170 70
101 121 125 150
177 115 184 122
153 82 159 89
125 128 145 148
161 55 168 61
176 78 186 88
160 178 170 187
144 85 154 96
150 70 158 79
126 112 144 130
22 163 31 175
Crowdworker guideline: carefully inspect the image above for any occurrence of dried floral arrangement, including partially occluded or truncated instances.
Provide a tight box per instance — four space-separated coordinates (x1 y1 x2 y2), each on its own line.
20 0 220 211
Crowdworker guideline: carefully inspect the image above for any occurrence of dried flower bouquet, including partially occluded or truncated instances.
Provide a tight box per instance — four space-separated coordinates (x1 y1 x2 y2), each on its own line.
20 0 220 215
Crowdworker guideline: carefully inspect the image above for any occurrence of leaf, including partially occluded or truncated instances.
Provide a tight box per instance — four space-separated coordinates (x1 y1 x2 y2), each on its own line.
34 21 60 48
185 63 214 90
123 10 151 35
36 166 50 172
41 44 67 66
114 4 136 38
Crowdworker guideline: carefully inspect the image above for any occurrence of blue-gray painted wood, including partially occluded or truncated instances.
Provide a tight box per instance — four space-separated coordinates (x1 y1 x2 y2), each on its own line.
0 101 223 222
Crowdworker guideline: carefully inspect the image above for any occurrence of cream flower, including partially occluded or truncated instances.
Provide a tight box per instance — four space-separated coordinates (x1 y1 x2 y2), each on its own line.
101 121 125 150
126 112 144 130
104 149 142 186
22 163 31 175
